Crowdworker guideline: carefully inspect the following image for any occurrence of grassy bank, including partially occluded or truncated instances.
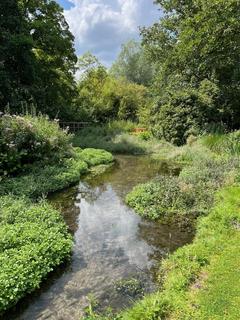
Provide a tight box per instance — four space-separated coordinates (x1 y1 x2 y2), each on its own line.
120 132 240 319
73 121 172 155
85 132 240 320
121 186 240 320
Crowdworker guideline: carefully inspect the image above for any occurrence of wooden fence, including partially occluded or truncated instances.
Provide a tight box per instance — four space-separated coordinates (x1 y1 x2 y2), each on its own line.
59 122 92 132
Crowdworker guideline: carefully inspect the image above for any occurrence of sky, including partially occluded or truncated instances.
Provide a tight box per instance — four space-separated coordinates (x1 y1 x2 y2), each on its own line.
56 0 160 66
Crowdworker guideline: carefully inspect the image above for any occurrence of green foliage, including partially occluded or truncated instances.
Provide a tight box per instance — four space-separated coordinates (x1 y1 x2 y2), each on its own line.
78 148 114 167
126 176 188 220
0 0 77 118
143 0 240 143
110 40 154 86
126 136 239 221
151 80 220 145
0 148 113 199
0 114 73 175
201 131 240 156
76 56 149 122
0 196 72 312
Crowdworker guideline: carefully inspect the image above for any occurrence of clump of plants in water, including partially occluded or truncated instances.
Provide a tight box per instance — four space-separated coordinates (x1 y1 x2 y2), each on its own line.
126 134 240 223
114 278 144 297
0 147 114 199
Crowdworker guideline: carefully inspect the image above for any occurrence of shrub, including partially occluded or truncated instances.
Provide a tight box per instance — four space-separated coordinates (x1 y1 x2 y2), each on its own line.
0 114 73 176
151 80 220 145
0 196 73 312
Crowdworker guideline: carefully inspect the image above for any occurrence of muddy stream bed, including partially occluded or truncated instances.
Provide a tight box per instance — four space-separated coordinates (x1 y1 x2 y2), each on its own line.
8 155 193 320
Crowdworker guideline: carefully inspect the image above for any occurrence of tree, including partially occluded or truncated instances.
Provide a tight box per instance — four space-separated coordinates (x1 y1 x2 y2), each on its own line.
142 0 240 141
77 52 102 76
0 0 36 109
0 0 78 119
76 53 149 122
110 40 154 86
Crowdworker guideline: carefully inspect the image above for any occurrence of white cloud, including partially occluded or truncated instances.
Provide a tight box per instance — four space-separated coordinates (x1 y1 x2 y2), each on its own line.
64 0 159 66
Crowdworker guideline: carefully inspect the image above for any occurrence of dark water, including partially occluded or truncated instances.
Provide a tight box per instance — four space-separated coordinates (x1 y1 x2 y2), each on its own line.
8 156 193 320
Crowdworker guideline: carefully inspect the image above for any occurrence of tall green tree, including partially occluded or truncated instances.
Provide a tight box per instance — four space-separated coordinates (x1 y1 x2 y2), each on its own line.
110 40 154 86
0 0 78 118
76 53 149 122
0 0 36 109
143 0 240 142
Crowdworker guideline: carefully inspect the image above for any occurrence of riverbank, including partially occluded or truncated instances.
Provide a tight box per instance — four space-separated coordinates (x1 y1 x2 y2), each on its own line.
121 133 240 320
121 185 240 320
0 115 114 314
85 132 240 320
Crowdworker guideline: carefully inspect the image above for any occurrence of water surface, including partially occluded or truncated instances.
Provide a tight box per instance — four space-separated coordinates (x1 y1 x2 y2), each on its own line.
9 156 193 320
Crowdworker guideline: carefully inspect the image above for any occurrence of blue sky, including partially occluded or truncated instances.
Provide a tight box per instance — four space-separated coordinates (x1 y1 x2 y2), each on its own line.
56 0 160 66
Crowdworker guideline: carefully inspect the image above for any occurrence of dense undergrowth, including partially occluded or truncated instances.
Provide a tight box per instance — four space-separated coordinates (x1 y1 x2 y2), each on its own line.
0 115 114 314
73 121 172 155
0 114 73 176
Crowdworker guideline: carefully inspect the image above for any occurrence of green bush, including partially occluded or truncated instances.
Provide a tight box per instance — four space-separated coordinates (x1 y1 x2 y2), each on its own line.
0 196 73 312
151 80 220 145
0 114 73 176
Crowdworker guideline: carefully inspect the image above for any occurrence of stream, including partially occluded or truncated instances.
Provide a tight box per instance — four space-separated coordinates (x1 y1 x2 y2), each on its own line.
9 155 193 320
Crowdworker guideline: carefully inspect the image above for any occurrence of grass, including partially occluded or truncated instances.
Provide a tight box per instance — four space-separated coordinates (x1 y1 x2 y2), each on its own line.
0 148 114 199
0 196 72 313
73 121 172 155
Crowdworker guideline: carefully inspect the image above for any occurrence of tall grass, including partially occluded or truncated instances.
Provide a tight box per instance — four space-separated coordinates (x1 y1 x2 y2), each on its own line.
73 121 172 155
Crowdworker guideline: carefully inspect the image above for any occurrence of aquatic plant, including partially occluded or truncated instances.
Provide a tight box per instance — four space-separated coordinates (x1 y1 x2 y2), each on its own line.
0 196 72 312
